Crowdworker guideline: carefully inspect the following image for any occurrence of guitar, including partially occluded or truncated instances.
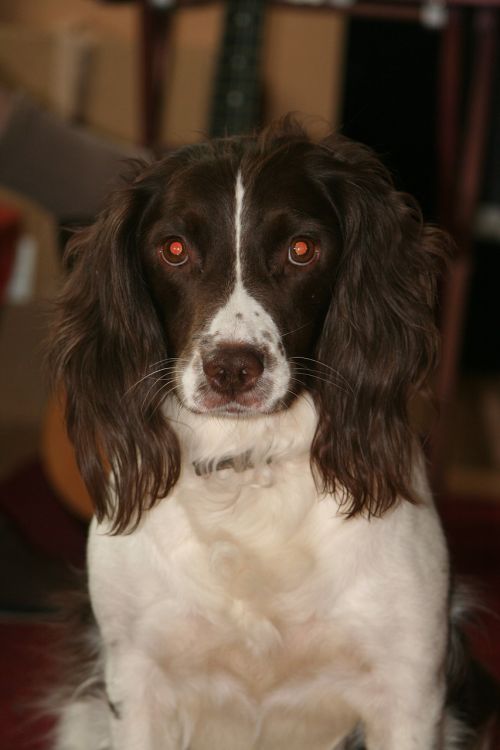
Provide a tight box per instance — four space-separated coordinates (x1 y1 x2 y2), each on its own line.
41 393 93 520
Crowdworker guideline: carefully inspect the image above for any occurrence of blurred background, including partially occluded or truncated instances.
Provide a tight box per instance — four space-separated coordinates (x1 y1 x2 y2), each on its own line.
0 0 499 747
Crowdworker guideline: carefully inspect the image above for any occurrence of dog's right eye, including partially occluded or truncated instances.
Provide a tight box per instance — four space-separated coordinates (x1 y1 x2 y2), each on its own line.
288 238 319 267
158 238 189 266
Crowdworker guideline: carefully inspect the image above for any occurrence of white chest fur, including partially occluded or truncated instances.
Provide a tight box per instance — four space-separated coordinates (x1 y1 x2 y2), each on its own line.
87 396 449 750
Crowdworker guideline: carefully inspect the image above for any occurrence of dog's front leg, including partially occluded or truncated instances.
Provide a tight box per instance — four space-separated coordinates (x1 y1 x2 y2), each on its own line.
104 645 187 750
360 674 446 750
88 523 189 750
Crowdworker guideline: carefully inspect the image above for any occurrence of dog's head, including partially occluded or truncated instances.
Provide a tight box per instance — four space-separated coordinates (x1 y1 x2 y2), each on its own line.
50 120 448 532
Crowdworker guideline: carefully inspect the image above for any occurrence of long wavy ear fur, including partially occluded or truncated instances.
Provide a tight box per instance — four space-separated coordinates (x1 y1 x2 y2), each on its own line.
48 163 180 533
310 136 451 516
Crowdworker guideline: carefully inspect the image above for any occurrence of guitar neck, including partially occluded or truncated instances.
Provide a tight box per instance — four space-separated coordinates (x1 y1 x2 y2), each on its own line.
210 0 266 138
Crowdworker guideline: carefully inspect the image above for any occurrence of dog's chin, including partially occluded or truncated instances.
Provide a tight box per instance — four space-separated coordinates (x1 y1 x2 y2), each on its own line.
187 397 277 419
179 387 294 418
200 405 270 418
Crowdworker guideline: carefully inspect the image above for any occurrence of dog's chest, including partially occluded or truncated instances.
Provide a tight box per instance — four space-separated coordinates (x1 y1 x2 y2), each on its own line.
94 458 368 692
147 460 352 662
135 461 364 740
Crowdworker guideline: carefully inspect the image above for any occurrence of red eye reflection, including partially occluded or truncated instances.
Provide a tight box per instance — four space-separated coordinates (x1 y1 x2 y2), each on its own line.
159 238 188 266
288 238 318 266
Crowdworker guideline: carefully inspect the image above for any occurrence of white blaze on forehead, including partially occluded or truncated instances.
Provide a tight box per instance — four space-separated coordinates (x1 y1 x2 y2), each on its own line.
207 169 269 341
178 169 291 411
234 170 245 285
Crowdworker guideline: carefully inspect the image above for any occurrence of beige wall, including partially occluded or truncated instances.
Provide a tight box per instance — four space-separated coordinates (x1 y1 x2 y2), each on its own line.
0 0 346 146
0 0 137 39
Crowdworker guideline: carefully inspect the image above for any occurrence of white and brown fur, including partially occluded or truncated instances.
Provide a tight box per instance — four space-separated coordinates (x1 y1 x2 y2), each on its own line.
48 120 498 749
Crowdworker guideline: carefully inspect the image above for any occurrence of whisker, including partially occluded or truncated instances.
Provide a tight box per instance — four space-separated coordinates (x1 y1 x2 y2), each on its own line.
281 321 311 338
293 373 350 394
291 371 351 395
291 355 347 375
126 368 175 393
141 376 176 414
149 383 178 417
125 364 181 396
147 357 169 369
147 355 189 369
290 357 354 393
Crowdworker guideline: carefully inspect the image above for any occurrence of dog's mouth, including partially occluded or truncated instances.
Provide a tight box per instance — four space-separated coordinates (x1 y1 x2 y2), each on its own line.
190 388 272 416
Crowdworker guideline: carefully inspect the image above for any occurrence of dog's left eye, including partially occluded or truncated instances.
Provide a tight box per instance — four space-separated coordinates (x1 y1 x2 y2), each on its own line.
158 238 189 266
288 238 318 266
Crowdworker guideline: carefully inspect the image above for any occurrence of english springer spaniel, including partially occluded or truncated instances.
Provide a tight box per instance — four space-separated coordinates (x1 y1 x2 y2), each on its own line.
49 120 497 749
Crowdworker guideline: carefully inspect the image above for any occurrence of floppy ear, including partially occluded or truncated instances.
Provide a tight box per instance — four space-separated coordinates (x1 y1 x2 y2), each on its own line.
310 137 450 516
48 163 180 533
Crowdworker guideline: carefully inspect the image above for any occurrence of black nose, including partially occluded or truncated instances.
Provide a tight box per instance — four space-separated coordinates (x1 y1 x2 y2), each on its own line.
202 346 264 395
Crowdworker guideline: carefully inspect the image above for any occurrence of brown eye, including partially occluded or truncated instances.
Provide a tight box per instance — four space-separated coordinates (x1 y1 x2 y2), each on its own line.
159 238 189 266
288 238 318 266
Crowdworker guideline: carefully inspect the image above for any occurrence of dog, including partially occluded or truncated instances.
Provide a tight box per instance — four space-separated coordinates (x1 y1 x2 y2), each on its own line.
48 119 497 749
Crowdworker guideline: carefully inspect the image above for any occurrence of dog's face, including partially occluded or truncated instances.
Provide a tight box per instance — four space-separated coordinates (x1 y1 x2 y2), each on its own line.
141 150 340 416
50 121 448 532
